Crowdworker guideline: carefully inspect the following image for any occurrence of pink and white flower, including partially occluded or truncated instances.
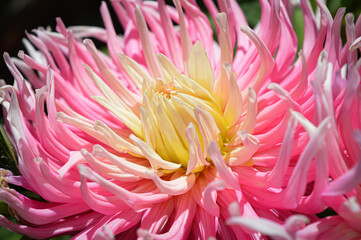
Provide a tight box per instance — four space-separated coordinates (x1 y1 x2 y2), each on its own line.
0 0 360 239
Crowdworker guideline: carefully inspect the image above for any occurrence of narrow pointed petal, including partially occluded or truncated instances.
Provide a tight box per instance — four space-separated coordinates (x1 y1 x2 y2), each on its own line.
194 105 221 157
239 88 257 132
130 134 182 170
185 123 208 175
223 62 243 127
208 141 240 190
135 5 163 79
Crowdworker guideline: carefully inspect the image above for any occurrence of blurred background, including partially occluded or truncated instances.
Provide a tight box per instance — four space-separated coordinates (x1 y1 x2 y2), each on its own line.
0 0 103 83
0 0 360 239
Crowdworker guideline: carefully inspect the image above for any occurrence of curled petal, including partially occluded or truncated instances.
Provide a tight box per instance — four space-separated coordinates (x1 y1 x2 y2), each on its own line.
78 165 169 206
226 216 293 240
146 171 196 195
324 130 361 196
185 123 208 175
130 134 182 170
228 131 259 166
208 141 240 190
203 180 225 217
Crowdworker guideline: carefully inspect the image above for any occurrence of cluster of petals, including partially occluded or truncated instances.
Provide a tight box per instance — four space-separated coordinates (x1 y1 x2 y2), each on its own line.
0 0 360 239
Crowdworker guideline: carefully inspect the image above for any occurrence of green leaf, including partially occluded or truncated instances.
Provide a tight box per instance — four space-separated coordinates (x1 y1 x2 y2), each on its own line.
0 125 18 174
292 7 305 51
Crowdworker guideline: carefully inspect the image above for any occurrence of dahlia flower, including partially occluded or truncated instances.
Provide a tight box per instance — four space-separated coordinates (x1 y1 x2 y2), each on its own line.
0 0 360 239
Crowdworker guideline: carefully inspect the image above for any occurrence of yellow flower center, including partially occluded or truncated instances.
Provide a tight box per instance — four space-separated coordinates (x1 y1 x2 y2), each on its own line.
58 41 257 177
141 78 225 172
157 81 179 99
135 42 241 174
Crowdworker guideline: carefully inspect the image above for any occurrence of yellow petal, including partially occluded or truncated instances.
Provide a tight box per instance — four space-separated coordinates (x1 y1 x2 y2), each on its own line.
188 41 214 92
130 134 181 170
92 96 142 137
214 13 233 111
222 62 243 127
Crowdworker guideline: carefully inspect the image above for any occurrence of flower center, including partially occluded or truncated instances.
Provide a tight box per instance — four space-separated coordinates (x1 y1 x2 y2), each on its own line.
134 44 238 174
61 41 256 177
156 81 179 99
141 76 227 172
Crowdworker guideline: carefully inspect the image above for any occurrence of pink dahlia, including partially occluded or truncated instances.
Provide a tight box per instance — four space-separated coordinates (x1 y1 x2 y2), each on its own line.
0 0 360 239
